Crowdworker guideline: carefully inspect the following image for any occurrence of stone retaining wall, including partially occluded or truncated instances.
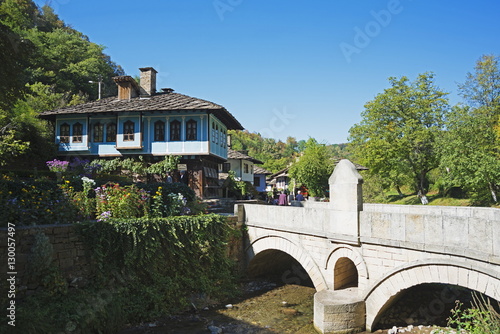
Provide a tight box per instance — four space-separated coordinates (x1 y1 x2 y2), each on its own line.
0 224 92 296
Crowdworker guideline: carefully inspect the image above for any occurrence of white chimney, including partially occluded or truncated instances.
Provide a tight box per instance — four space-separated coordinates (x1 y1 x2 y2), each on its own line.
139 67 157 96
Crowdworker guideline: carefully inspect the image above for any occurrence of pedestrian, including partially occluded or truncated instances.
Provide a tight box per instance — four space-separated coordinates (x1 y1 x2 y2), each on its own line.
296 190 305 201
166 172 173 183
180 170 189 186
278 191 288 206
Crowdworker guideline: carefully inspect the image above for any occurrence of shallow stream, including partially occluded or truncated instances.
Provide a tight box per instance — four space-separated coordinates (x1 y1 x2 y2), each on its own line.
118 282 472 334
119 281 317 334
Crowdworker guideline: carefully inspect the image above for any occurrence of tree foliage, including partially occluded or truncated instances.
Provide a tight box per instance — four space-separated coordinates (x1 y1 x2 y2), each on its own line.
349 73 449 203
228 130 301 172
288 138 334 197
439 55 500 203
229 130 350 174
0 0 124 163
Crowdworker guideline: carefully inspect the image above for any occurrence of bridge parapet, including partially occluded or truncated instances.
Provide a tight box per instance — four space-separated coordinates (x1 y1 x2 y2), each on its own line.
361 203 500 265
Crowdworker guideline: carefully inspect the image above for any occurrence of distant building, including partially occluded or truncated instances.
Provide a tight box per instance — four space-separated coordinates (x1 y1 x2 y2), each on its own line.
253 165 272 193
267 167 290 191
222 149 263 183
39 67 244 198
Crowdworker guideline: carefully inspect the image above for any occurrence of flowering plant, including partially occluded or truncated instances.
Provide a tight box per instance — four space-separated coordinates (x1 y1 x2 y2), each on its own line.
97 210 112 222
46 159 69 173
95 183 149 220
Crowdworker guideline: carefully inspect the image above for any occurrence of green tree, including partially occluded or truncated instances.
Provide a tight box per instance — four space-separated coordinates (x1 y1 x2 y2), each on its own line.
348 73 449 203
0 19 34 112
439 55 500 203
0 0 124 163
289 138 334 197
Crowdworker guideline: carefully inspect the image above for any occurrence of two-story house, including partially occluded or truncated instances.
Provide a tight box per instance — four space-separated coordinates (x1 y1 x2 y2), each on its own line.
39 67 244 198
222 149 263 184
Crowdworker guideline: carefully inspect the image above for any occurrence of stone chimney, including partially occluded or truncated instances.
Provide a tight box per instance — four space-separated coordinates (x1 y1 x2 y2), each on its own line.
113 76 140 100
139 67 157 96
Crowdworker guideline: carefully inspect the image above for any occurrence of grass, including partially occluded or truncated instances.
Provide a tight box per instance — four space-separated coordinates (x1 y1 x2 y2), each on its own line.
380 190 472 206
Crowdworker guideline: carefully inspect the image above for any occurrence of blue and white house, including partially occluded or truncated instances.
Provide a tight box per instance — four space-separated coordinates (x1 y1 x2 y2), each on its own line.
39 67 244 198
253 165 272 193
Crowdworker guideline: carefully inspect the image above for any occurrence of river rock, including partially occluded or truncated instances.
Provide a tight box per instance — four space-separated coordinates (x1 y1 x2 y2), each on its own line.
208 325 222 334
281 308 299 316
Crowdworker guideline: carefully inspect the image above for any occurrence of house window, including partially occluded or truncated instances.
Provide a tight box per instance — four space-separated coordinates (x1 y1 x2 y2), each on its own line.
244 163 249 174
170 120 181 141
123 120 134 141
154 120 165 141
254 176 261 187
215 124 219 144
93 122 103 142
221 130 226 148
60 123 70 143
186 119 197 141
73 122 83 143
106 123 116 142
222 163 231 172
211 122 215 143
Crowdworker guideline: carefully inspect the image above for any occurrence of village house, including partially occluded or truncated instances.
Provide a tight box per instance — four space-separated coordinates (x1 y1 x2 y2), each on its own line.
217 149 265 197
221 149 263 183
253 165 272 193
39 67 244 198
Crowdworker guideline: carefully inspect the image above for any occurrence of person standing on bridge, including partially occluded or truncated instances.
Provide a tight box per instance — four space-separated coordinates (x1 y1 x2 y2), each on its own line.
295 190 304 201
278 191 288 206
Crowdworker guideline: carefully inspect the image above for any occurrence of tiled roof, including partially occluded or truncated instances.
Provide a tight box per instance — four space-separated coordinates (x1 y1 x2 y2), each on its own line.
227 149 263 164
38 92 244 130
253 165 272 175
268 167 290 180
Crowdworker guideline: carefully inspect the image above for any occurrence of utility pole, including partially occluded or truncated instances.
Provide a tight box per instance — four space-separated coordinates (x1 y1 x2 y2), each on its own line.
89 75 103 100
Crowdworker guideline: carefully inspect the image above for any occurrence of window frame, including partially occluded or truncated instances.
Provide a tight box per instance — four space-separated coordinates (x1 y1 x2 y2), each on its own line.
60 123 70 143
106 122 117 142
170 120 181 141
123 120 135 141
186 119 197 141
154 120 165 141
72 122 83 143
93 122 104 143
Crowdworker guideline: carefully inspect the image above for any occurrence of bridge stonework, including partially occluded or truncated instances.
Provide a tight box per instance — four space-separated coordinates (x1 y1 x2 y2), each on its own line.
236 160 500 333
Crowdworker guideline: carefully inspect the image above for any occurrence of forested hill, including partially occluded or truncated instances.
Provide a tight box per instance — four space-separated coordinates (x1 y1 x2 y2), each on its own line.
228 130 351 173
0 0 124 164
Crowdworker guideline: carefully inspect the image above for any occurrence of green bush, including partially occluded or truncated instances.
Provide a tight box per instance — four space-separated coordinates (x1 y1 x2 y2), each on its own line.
13 215 239 333
0 177 79 227
447 293 500 333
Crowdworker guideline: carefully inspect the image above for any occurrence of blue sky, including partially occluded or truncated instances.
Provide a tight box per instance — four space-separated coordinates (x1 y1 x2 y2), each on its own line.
35 0 500 144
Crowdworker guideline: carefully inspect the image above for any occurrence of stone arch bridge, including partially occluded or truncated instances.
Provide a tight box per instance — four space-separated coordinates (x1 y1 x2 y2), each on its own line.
235 160 500 333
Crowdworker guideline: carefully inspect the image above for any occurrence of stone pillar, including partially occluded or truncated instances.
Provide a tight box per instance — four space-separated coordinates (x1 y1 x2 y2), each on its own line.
328 159 363 245
314 289 366 334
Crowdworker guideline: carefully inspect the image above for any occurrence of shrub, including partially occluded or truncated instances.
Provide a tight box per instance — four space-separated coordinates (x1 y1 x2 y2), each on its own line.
447 293 500 333
0 178 79 227
94 183 149 219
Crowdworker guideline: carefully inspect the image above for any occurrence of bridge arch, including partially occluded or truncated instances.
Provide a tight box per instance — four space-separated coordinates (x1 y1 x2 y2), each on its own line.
325 245 369 294
364 259 500 331
246 235 327 291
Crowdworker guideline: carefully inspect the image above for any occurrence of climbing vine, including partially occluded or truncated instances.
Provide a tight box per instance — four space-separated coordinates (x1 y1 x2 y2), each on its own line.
76 215 238 320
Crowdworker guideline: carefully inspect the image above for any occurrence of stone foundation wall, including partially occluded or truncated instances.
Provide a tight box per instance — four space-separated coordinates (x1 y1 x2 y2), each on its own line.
0 224 92 297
